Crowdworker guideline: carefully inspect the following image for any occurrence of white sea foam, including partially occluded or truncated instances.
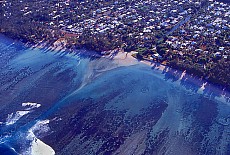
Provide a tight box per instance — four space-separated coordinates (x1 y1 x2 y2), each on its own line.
3 102 41 126
22 102 41 110
29 120 50 135
5 111 30 125
30 137 55 155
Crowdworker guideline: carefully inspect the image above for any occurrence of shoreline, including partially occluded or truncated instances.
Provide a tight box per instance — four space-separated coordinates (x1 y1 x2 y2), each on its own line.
110 50 230 104
1 34 229 103
28 38 230 94
0 33 230 155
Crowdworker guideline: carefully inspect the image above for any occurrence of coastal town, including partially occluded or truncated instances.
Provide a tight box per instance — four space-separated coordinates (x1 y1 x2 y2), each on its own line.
0 0 229 90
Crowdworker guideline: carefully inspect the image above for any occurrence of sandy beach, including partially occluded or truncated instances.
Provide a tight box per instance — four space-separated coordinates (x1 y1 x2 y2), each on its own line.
109 51 138 66
29 42 230 105
0 34 229 155
109 50 167 71
111 50 230 105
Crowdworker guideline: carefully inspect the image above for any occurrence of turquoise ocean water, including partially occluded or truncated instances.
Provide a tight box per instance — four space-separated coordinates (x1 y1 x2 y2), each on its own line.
0 34 229 154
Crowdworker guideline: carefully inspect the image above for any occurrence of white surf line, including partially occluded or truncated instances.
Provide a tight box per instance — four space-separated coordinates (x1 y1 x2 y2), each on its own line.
3 102 42 126
22 102 41 110
6 111 30 126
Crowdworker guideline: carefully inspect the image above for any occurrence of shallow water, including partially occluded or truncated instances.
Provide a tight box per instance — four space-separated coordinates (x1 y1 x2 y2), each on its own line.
0 34 229 155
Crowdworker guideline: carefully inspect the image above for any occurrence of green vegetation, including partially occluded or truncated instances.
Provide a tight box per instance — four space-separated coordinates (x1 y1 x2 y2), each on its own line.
0 0 229 90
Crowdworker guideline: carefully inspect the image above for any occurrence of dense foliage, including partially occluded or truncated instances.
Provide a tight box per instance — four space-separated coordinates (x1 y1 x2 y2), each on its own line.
0 0 229 90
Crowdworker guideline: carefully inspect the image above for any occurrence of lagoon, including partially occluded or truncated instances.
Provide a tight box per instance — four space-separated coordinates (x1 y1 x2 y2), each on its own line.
0 34 229 155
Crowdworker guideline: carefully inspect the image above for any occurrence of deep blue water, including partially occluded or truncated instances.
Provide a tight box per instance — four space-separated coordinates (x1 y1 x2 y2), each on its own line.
0 34 229 155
